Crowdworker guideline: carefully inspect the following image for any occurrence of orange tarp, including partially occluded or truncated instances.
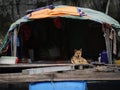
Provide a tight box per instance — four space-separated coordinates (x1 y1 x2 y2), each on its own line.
26 8 52 19
27 6 80 19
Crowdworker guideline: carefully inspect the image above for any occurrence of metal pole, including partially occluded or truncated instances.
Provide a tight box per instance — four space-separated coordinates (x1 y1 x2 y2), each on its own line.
13 29 17 57
105 0 110 14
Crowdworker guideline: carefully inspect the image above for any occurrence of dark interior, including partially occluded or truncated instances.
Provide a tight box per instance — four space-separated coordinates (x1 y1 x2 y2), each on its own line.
18 17 106 62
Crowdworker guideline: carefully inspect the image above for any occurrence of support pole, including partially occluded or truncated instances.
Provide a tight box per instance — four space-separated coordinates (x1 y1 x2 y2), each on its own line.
105 0 110 14
104 27 112 64
13 29 17 57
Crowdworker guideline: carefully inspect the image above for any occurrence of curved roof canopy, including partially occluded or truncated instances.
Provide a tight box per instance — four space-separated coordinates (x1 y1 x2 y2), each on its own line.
9 5 120 31
1 5 120 51
26 5 120 28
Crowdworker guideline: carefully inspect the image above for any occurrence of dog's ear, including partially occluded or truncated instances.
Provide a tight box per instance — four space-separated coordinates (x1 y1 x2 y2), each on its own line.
80 48 82 51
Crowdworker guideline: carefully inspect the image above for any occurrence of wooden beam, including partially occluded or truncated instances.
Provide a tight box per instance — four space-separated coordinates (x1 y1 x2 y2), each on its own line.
0 63 72 68
0 69 120 83
0 63 119 69
22 66 74 74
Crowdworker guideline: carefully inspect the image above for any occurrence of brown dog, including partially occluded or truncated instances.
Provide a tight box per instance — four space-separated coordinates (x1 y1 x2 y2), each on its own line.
71 49 88 64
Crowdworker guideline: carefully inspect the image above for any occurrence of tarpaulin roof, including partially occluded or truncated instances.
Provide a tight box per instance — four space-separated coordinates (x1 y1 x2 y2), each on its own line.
26 5 120 28
1 5 120 52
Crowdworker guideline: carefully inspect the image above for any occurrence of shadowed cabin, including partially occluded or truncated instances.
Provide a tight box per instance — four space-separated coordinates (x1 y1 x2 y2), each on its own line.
16 18 105 62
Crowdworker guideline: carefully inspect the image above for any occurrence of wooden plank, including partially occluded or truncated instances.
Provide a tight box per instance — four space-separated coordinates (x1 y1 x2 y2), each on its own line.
0 63 72 68
0 63 119 69
0 69 120 83
22 66 74 74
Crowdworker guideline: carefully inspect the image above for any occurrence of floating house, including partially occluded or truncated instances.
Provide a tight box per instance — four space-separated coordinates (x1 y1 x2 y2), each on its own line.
0 5 120 64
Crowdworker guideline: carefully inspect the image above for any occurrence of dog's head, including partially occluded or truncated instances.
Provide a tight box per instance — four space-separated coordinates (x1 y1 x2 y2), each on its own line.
74 49 82 58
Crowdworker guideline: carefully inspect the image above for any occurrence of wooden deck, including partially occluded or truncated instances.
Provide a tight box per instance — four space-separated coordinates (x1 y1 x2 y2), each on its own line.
0 63 120 83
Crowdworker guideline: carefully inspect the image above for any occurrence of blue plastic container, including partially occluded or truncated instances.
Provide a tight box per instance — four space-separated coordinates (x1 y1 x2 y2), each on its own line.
29 81 87 90
100 50 108 64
